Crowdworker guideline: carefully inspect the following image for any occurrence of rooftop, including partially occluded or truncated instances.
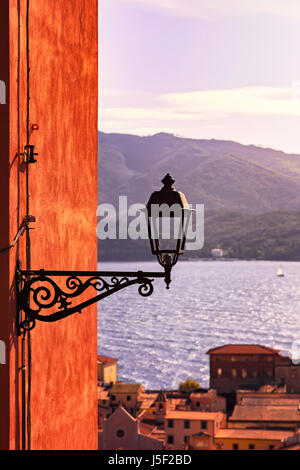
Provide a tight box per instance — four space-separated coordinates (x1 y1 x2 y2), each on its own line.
110 383 143 394
165 411 223 421
215 429 295 440
138 410 165 441
139 421 156 436
139 393 158 410
97 355 118 365
230 405 300 422
190 389 218 398
207 344 281 355
240 396 300 407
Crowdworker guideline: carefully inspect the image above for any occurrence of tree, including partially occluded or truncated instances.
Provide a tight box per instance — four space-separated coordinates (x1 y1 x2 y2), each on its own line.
179 379 200 392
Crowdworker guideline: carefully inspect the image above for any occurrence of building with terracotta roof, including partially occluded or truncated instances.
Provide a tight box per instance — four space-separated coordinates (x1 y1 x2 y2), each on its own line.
164 410 226 450
138 409 166 444
97 355 118 384
109 383 145 416
154 391 169 424
98 405 163 450
207 344 291 394
237 391 300 407
214 428 295 450
139 392 159 412
228 404 300 430
275 363 300 393
190 389 226 413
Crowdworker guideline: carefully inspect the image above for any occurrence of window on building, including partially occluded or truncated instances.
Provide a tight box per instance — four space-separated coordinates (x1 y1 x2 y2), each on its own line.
233 444 239 450
201 420 207 430
111 395 116 401
266 356 273 362
196 401 200 407
184 435 189 444
230 356 237 362
167 419 174 428
242 357 248 362
232 368 237 378
252 370 257 377
241 369 247 378
126 395 131 401
184 420 190 429
217 368 222 376
159 404 163 411
167 435 174 444
249 444 255 450
269 445 274 450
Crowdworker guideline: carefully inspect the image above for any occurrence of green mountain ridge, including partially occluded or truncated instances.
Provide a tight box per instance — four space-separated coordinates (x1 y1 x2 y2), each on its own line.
98 209 300 262
98 131 300 212
98 132 300 261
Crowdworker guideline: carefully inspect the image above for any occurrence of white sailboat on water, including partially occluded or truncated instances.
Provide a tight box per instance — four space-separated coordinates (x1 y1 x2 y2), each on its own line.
277 267 284 277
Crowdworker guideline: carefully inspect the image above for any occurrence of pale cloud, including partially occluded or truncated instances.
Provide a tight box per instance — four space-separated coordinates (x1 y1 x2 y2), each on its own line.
100 86 300 130
100 106 208 121
162 86 300 117
118 0 300 19
100 88 158 109
100 88 154 99
99 1 300 153
99 85 300 153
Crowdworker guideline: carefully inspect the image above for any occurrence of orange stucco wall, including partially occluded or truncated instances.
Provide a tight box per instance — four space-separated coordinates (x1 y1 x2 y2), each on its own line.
1 0 98 450
0 0 10 451
215 437 284 451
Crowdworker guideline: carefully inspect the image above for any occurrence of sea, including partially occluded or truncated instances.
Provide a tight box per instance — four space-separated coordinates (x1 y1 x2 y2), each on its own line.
97 260 300 390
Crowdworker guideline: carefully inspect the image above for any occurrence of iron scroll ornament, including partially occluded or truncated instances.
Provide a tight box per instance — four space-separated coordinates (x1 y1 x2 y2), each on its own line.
16 267 170 335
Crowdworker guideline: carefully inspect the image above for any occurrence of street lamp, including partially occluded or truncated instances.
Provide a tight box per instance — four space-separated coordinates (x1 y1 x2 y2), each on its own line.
16 173 190 334
146 173 191 289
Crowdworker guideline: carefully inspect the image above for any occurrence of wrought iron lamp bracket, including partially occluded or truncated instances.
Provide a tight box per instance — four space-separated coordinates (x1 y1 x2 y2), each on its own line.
16 265 170 335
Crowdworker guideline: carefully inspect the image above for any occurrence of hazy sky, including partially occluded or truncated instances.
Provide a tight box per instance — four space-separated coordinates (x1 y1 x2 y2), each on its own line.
99 0 300 153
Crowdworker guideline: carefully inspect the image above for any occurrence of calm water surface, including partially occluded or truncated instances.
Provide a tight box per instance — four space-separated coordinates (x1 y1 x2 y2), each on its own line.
98 260 300 389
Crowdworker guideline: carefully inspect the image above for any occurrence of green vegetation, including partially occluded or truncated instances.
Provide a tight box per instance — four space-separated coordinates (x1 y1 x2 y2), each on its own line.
197 210 300 261
98 210 300 262
179 379 200 392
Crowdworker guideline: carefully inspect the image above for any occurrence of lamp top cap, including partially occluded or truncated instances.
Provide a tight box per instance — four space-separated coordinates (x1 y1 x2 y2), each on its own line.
147 173 189 211
161 173 175 190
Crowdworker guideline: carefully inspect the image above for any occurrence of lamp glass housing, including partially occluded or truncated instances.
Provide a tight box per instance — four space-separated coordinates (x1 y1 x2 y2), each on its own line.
146 174 191 267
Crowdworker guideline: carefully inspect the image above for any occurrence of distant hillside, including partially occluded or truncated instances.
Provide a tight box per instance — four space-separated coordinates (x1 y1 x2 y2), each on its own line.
98 131 300 212
98 132 300 261
98 210 300 262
